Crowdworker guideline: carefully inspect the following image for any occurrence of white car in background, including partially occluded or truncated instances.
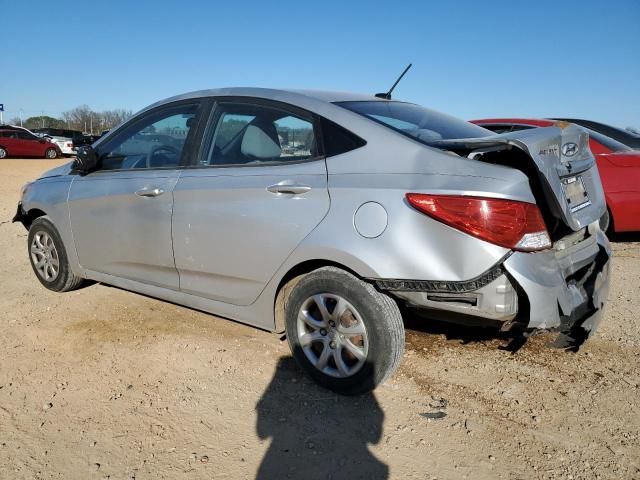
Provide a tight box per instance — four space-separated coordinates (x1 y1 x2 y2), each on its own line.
48 136 75 156
33 128 83 157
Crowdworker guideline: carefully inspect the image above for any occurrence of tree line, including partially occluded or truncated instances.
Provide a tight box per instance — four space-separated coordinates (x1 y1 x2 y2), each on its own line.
9 105 132 134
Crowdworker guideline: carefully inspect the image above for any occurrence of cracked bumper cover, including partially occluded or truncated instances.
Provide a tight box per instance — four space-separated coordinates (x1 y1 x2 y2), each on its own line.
504 225 611 339
381 224 611 340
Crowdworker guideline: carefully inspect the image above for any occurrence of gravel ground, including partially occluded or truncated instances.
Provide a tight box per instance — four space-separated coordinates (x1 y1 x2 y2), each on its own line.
1 159 639 479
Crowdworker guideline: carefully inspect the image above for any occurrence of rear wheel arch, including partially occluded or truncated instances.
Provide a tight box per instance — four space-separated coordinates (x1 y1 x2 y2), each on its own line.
274 259 368 333
602 192 616 233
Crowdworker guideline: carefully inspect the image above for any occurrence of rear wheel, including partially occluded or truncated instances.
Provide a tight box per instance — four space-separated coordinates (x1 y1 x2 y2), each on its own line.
45 148 58 159
28 217 85 292
284 267 404 395
0 147 7 159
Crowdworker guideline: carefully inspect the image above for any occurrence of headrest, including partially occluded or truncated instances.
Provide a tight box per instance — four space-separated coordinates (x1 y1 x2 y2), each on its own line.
240 124 281 159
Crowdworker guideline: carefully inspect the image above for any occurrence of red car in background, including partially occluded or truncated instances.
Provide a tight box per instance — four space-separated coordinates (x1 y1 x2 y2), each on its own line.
471 118 640 233
0 128 61 159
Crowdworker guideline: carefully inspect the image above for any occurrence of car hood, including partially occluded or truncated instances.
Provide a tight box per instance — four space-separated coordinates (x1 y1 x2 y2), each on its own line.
39 161 74 179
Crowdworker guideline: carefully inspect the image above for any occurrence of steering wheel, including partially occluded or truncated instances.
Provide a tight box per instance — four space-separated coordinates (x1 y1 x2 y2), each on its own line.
146 144 180 168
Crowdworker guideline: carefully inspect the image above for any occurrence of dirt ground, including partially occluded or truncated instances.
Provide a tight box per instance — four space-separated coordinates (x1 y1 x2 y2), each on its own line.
1 159 639 480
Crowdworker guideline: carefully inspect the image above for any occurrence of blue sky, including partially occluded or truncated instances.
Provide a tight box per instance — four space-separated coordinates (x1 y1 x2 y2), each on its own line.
1 0 639 129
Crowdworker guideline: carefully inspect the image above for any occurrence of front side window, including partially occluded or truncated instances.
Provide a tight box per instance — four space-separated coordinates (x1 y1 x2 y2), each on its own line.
337 101 494 143
206 102 318 166
99 104 198 171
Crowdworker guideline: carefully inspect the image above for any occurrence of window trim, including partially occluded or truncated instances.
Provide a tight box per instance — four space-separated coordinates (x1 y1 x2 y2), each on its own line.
90 99 208 174
185 96 326 170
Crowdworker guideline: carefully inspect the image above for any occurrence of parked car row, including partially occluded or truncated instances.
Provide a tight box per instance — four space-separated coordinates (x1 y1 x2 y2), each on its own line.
0 125 61 159
32 128 103 154
0 125 105 159
13 88 624 394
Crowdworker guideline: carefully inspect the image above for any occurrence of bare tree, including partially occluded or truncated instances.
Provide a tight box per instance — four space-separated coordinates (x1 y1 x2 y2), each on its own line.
62 105 133 133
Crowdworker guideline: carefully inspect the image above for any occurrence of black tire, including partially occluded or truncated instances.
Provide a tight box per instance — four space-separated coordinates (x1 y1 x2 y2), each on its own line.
599 209 611 233
45 148 58 159
285 267 404 395
0 147 7 159
27 216 85 292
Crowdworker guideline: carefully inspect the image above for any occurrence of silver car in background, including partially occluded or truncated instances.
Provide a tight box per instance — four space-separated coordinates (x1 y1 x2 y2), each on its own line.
13 88 611 394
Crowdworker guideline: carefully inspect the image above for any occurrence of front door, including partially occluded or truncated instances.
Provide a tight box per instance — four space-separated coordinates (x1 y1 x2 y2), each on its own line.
172 99 330 305
68 101 204 289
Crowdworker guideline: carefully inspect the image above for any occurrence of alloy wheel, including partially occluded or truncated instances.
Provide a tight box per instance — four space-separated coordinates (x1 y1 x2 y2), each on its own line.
296 293 369 378
30 231 60 281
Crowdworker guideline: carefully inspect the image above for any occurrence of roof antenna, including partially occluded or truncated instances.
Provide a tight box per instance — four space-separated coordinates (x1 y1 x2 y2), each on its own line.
375 63 412 100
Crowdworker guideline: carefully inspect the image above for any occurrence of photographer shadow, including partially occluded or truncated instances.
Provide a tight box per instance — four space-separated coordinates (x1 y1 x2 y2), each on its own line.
255 356 388 480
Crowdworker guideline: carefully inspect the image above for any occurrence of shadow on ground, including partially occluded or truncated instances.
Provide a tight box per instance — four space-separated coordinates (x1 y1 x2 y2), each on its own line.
608 232 640 244
403 312 531 353
255 357 388 479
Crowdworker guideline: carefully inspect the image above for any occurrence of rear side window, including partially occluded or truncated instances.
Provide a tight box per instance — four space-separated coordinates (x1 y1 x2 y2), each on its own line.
206 102 319 166
321 118 366 157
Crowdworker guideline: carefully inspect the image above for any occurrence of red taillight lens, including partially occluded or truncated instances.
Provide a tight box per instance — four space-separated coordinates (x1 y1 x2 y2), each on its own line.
406 193 551 252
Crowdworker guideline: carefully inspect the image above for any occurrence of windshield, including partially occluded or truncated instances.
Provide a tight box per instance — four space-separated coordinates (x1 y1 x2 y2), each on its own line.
336 101 494 143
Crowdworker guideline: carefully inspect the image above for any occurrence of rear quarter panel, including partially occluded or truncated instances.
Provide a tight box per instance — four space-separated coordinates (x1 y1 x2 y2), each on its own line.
287 143 533 282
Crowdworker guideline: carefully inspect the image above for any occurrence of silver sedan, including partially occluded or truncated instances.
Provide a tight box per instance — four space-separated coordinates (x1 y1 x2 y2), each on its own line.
14 88 611 394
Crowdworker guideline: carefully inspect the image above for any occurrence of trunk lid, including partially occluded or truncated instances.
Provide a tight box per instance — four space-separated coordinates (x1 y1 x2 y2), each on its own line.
429 123 606 232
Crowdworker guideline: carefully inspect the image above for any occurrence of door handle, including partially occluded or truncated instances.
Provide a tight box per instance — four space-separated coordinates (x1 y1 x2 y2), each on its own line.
135 187 164 197
266 184 311 195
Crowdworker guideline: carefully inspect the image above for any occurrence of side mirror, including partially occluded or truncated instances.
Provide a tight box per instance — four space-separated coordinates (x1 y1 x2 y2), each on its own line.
73 145 99 174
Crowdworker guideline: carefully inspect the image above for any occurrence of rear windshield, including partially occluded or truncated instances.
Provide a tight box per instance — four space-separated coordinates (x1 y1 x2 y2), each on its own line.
336 101 494 143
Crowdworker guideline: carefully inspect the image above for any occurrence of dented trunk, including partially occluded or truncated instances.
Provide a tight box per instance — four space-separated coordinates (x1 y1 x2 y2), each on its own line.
430 123 607 235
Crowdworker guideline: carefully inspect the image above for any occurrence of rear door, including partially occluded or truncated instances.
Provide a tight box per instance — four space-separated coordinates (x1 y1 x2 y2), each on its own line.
68 100 206 289
172 98 330 306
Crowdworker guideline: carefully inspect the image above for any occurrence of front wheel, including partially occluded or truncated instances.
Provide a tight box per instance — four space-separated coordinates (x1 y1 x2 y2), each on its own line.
285 267 405 395
0 147 7 159
28 217 85 292
45 148 58 159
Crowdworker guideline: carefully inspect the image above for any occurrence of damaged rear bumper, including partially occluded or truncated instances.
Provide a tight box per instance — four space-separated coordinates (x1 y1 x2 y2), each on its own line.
378 223 611 345
504 223 611 344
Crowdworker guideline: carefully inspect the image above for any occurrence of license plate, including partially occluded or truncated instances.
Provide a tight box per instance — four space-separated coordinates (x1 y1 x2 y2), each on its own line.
563 176 590 212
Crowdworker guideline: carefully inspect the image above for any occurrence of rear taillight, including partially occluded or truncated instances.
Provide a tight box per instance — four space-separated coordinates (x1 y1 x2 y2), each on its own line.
406 193 551 252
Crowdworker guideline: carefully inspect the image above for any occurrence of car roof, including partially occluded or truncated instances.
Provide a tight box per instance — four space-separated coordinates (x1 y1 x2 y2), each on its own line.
146 88 392 111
